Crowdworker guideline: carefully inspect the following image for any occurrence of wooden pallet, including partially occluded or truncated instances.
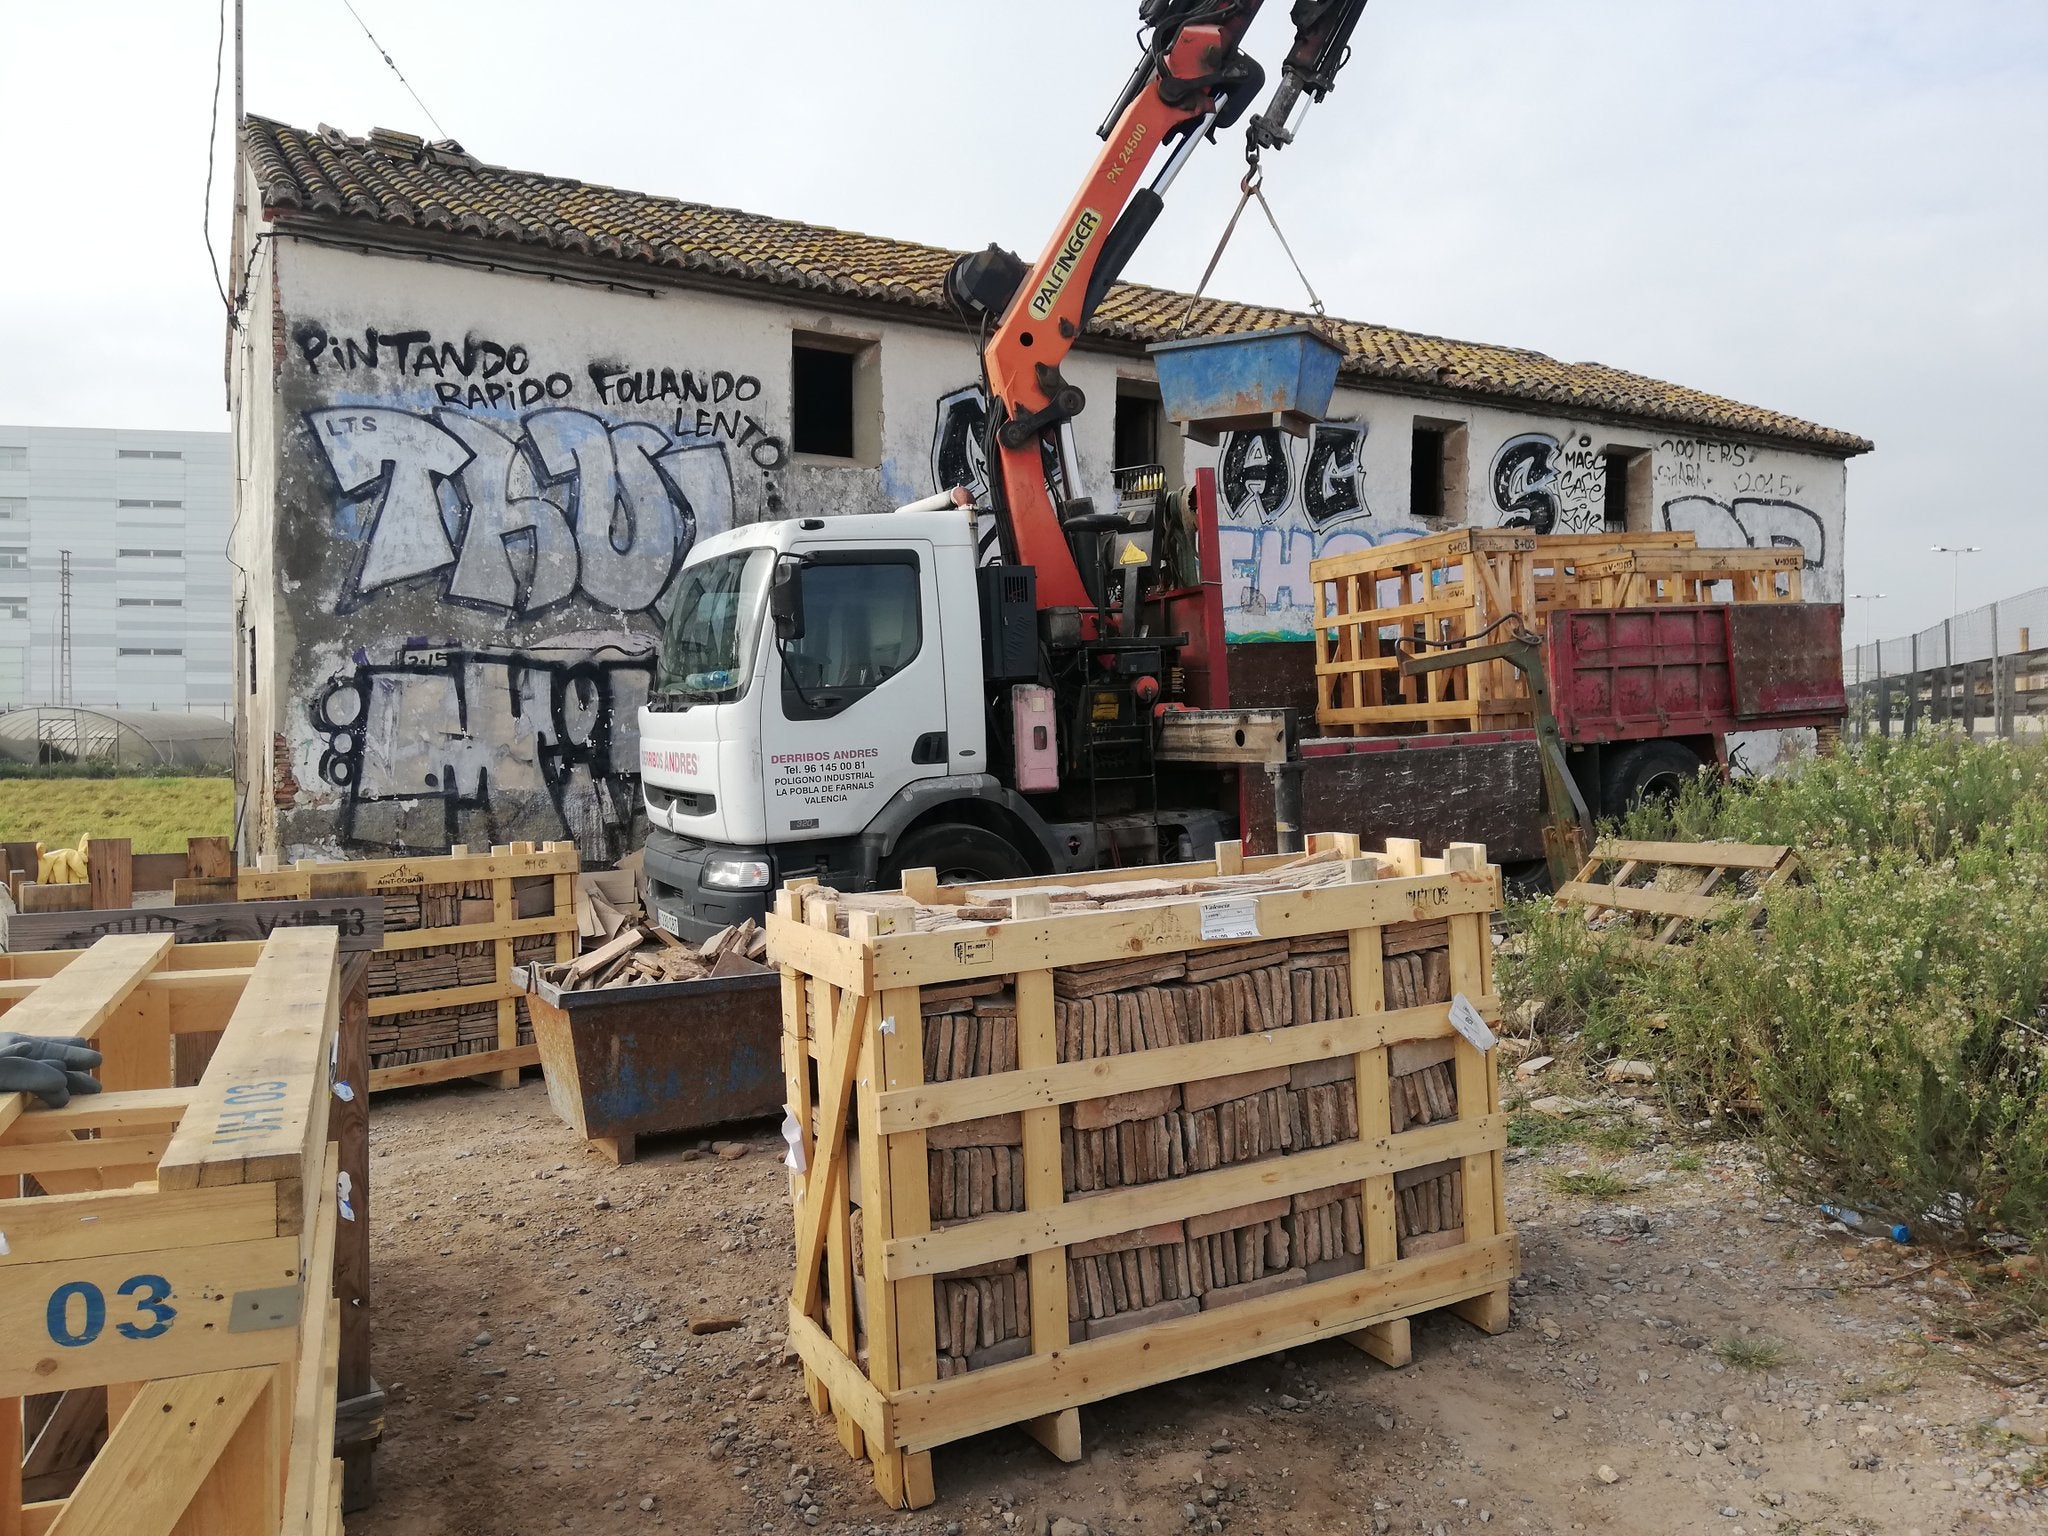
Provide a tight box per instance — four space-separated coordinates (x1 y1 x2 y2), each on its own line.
1309 530 1700 737
239 841 579 1093
771 833 1515 1509
1569 548 1803 606
1 927 345 1535
1554 837 1804 949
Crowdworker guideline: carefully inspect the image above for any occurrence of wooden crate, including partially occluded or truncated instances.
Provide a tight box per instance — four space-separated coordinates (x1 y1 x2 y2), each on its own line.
1309 530 1701 736
771 834 1515 1509
1555 837 1804 952
239 841 579 1093
1 927 345 1535
1569 547 1803 607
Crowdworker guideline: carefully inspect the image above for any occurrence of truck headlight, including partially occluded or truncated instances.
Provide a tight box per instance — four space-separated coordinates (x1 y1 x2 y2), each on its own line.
704 857 772 891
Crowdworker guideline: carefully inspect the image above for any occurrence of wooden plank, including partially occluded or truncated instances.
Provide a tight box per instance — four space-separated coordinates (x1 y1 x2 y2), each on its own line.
865 869 1498 990
884 1114 1503 1281
374 911 568 953
281 1169 341 1533
0 1183 279 1267
185 837 234 882
0 1236 307 1397
235 844 577 900
331 954 372 1455
877 997 1493 1133
1553 881 1729 923
43 1368 268 1536
84 841 131 915
365 980 512 1019
0 900 384 956
367 1044 537 1093
2 1087 191 1135
1586 839 1791 872
18 885 92 915
0 935 172 1044
0 1134 173 1178
784 1308 890 1447
158 928 339 1197
791 987 867 1316
888 1233 1517 1452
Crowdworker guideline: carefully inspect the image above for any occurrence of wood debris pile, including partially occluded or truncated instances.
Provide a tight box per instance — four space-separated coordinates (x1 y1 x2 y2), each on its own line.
535 918 769 992
815 848 1357 934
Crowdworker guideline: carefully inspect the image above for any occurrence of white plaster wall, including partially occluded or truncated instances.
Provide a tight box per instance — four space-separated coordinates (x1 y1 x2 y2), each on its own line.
1184 386 1846 642
235 225 1847 856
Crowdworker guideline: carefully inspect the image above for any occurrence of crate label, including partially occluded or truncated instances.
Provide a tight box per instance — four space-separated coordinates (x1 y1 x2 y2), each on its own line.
1448 992 1498 1052
657 908 681 937
951 938 993 965
1199 897 1261 941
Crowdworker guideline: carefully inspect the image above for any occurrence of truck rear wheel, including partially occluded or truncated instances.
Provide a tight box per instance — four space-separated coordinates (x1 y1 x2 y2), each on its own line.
1602 740 1705 812
885 823 1034 888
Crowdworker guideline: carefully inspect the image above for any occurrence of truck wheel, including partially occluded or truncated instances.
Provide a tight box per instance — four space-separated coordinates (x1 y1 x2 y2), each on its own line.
1602 741 1705 812
885 823 1034 887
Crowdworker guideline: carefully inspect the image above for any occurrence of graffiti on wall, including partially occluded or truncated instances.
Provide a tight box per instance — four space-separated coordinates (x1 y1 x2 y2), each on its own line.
306 406 736 618
1216 424 1422 640
307 637 652 861
1653 439 1825 571
284 318 789 857
1660 495 1826 570
1486 432 1605 534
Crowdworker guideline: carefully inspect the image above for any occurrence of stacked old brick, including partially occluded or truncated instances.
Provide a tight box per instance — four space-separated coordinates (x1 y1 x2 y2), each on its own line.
365 878 557 1072
916 919 1462 1378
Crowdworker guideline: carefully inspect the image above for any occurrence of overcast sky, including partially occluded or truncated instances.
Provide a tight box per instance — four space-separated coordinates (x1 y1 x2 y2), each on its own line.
1 1 2041 641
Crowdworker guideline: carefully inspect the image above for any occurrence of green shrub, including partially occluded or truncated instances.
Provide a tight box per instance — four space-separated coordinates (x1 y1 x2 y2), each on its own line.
1508 734 2048 1258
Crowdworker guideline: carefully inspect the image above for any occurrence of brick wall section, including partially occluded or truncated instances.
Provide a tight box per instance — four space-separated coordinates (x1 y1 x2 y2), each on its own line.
272 731 300 809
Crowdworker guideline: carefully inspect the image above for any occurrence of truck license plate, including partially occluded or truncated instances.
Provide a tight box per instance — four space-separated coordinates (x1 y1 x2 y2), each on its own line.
658 909 681 937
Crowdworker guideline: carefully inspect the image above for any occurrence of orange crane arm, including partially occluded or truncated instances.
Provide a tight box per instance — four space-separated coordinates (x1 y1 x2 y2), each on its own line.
945 1 1371 625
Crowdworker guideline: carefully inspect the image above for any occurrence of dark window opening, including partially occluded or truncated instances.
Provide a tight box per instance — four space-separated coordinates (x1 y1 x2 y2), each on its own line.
1113 392 1160 470
791 343 855 458
1411 425 1446 521
1603 449 1644 532
780 554 922 722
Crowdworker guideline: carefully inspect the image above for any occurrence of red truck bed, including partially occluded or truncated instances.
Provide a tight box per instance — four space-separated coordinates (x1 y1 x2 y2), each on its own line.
1240 602 1845 862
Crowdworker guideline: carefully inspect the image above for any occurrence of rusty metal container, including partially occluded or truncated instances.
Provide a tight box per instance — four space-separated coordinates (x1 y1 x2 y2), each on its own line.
516 963 783 1163
1147 324 1345 444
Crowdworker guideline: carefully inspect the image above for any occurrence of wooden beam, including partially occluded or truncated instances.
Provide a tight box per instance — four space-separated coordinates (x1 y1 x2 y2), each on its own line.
875 997 1496 1133
0 936 173 1046
888 1234 1517 1453
883 1114 1504 1281
158 927 339 1199
45 1369 267 1536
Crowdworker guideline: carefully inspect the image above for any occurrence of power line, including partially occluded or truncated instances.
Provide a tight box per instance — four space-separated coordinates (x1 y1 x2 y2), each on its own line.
202 0 233 315
339 0 451 141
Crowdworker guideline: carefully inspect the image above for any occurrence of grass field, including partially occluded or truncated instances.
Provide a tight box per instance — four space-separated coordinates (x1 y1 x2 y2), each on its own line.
0 776 232 853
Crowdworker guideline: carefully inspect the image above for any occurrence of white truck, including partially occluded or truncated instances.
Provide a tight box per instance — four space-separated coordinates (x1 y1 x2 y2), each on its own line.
636 495 1237 940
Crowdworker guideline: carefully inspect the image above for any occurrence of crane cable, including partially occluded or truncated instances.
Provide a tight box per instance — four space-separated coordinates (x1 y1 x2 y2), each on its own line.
1178 145 1329 335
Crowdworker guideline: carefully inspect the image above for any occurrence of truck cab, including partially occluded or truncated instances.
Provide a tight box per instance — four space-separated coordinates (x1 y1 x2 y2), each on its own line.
639 501 1075 941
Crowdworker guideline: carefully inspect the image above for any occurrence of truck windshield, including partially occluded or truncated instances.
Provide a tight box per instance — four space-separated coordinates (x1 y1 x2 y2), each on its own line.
655 549 772 700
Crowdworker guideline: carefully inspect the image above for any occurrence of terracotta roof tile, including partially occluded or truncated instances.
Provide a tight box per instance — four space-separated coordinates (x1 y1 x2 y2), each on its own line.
243 117 1870 455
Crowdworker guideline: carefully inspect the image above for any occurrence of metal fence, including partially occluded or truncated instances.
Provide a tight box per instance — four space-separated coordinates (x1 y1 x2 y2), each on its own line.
1846 585 2048 740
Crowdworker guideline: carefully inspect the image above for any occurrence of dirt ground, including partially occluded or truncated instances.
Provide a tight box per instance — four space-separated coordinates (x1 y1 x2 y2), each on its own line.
350 1079 2045 1536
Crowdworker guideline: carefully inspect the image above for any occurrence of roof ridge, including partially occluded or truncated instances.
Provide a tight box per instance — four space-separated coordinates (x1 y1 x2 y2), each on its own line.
236 115 1872 455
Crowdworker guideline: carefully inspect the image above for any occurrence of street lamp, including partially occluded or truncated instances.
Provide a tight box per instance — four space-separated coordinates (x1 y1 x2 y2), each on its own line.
1848 592 1886 686
1930 546 1981 631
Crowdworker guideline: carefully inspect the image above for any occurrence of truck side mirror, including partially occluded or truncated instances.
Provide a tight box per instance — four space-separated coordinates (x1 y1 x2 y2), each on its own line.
769 558 805 642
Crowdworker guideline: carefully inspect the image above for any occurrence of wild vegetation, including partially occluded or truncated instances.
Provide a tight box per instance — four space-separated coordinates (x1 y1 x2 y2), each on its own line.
0 775 232 853
1503 733 2048 1271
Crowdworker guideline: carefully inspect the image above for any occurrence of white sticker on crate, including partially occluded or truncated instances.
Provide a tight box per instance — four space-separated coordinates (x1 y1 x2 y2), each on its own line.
657 908 681 937
1448 992 1498 1052
1199 896 1260 941
781 1109 808 1173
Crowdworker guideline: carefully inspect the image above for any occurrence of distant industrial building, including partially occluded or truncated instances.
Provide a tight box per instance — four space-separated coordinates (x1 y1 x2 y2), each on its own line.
0 424 232 714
